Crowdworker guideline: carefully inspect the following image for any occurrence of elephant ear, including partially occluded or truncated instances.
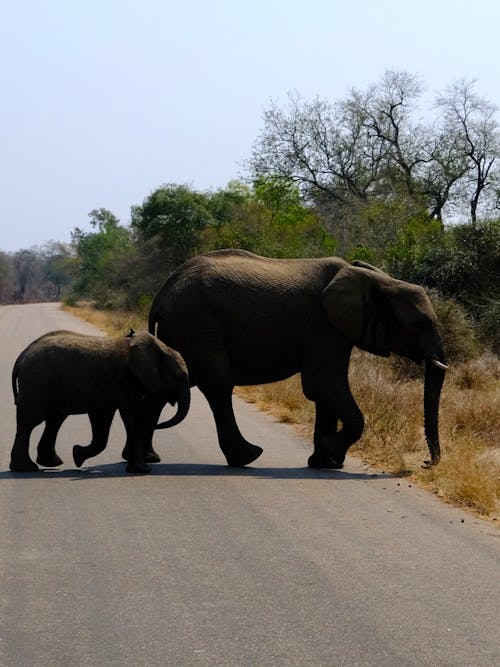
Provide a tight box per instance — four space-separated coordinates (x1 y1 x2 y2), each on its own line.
128 333 164 396
321 265 392 356
350 259 390 275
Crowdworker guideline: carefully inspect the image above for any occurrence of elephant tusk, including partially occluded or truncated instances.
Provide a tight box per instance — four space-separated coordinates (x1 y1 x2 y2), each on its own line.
431 359 448 371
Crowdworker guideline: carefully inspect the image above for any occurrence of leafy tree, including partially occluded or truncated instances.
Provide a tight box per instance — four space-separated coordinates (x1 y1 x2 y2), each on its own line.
205 180 252 229
388 218 499 351
70 209 132 307
200 178 336 258
389 218 498 302
254 175 311 227
131 184 214 266
41 241 75 299
346 196 430 263
252 176 336 257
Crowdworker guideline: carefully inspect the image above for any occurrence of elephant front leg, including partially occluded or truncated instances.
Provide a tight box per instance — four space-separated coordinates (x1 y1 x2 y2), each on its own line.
200 385 263 467
308 402 344 469
118 408 151 474
303 375 364 469
73 410 114 468
122 401 162 464
122 435 161 463
316 387 364 468
36 414 66 467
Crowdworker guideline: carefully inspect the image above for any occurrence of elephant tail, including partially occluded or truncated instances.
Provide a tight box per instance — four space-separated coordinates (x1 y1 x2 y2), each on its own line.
12 361 19 404
148 306 158 336
148 289 163 336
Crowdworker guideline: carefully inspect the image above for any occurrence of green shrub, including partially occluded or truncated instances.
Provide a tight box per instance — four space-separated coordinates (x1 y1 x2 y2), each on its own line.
346 244 377 264
429 291 481 363
63 294 78 308
137 294 153 319
476 298 500 354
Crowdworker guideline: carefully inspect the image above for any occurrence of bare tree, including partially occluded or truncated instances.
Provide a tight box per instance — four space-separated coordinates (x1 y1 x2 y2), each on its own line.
420 124 470 221
436 79 500 223
12 250 38 303
249 71 500 234
358 71 427 195
0 251 12 302
251 90 384 207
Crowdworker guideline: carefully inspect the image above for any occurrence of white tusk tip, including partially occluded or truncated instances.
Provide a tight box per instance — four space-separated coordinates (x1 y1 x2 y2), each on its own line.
431 359 448 370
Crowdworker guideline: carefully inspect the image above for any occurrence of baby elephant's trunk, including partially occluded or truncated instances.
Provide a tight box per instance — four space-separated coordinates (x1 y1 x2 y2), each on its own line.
156 383 190 429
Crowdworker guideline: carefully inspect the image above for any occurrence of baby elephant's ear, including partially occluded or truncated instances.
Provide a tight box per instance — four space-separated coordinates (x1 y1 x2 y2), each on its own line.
128 334 163 395
321 265 391 356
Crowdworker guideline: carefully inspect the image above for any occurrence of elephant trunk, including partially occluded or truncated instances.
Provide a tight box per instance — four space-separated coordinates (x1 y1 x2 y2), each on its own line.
155 383 190 429
423 358 447 466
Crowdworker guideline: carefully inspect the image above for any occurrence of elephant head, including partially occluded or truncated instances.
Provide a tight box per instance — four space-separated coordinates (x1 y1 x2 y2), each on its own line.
322 262 447 465
128 332 190 429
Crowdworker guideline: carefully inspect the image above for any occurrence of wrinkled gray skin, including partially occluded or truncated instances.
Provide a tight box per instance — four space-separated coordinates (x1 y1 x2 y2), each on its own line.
10 330 190 474
149 249 447 469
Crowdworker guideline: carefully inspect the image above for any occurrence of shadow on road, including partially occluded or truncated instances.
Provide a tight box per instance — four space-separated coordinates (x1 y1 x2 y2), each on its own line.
1 462 400 481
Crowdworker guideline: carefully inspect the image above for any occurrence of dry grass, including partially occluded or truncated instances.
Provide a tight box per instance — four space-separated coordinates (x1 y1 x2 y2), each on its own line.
64 304 147 336
66 303 500 519
239 350 500 520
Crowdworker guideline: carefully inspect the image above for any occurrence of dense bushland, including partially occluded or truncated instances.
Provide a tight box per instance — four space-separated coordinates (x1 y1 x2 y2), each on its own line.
63 198 498 354
2 202 498 356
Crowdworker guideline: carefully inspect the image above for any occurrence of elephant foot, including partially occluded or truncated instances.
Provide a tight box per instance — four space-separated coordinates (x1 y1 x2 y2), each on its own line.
36 452 63 468
126 461 151 474
73 445 87 468
10 458 39 473
122 448 161 463
308 451 344 470
225 443 263 467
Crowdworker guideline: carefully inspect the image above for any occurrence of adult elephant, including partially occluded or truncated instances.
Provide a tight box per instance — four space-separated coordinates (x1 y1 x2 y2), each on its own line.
149 249 447 469
10 329 190 474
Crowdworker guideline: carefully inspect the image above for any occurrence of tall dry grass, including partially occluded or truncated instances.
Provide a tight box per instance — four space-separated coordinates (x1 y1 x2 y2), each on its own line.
65 303 499 519
239 351 500 519
64 305 147 336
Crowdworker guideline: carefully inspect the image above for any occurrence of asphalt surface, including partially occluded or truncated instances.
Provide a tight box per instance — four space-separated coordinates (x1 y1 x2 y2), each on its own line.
0 302 498 666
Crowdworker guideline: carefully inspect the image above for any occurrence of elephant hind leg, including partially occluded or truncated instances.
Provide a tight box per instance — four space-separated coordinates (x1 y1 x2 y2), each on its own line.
10 407 43 472
73 410 114 468
200 384 263 467
36 414 66 467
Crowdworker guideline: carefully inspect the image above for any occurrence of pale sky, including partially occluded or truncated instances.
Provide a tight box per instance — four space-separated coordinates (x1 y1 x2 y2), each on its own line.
1 0 499 251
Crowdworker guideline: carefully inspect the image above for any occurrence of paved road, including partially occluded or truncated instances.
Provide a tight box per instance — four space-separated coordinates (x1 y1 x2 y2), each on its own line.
0 303 498 666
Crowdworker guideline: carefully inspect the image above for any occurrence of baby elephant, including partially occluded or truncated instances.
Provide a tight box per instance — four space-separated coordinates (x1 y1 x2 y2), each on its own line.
10 329 190 474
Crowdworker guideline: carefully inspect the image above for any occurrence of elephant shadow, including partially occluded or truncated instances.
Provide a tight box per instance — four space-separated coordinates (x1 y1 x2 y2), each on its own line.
1 462 402 481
